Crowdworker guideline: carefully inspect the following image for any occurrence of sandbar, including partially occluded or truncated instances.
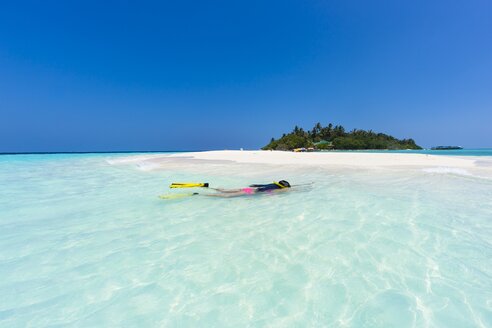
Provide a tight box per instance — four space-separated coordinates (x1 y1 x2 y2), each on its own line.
168 150 485 168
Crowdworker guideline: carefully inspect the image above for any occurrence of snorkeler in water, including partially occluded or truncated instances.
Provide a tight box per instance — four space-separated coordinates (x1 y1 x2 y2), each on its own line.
160 180 294 199
205 180 292 198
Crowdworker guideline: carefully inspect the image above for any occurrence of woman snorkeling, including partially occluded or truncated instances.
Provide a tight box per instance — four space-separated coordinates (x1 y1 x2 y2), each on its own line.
206 180 291 198
161 180 295 199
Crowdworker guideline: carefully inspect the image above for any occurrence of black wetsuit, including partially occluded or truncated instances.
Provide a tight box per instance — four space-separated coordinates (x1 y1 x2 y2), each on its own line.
249 183 283 192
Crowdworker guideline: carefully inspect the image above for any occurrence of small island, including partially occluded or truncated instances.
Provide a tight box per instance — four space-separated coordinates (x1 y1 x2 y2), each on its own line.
431 146 463 150
262 122 421 151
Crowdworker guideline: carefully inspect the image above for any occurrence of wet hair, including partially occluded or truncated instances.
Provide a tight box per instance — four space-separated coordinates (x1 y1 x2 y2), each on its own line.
278 180 291 188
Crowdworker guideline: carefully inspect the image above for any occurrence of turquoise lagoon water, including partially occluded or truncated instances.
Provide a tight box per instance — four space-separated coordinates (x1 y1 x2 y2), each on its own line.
1 153 492 327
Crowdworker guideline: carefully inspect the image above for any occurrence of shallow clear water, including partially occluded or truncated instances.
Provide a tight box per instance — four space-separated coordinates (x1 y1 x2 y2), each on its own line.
1 154 492 327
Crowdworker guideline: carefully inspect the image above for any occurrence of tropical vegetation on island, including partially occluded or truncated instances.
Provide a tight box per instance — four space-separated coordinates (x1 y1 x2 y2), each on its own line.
262 123 422 151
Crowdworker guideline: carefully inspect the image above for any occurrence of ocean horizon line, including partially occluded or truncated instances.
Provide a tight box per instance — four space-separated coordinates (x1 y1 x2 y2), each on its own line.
0 147 492 155
0 150 206 155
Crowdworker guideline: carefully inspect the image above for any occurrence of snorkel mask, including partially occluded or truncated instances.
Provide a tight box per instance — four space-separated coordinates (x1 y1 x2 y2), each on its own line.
274 180 291 188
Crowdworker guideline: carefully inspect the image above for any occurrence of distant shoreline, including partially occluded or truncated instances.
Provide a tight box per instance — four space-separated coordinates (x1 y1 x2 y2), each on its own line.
2 148 492 156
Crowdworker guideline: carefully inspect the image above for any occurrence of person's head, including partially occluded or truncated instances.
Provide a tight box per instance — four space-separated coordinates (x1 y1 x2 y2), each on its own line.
278 180 291 188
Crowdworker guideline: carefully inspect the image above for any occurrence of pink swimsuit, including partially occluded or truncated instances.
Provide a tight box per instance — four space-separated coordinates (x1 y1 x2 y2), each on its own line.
242 187 255 195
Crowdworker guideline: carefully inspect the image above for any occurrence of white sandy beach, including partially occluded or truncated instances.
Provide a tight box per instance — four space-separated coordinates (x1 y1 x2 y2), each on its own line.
107 150 492 179
168 150 484 168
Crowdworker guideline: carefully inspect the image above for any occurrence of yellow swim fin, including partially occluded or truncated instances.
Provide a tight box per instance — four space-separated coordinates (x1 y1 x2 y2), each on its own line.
170 182 209 188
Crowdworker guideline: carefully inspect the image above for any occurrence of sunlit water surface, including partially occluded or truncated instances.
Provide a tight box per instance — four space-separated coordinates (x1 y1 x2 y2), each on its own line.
1 153 492 327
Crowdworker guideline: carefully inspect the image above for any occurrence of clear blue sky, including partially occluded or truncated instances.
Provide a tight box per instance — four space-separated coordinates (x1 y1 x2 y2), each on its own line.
1 0 491 151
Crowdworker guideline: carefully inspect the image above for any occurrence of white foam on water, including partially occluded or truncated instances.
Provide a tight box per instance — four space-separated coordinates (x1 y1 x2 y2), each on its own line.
135 162 164 171
422 166 492 182
422 166 473 176
105 154 167 165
